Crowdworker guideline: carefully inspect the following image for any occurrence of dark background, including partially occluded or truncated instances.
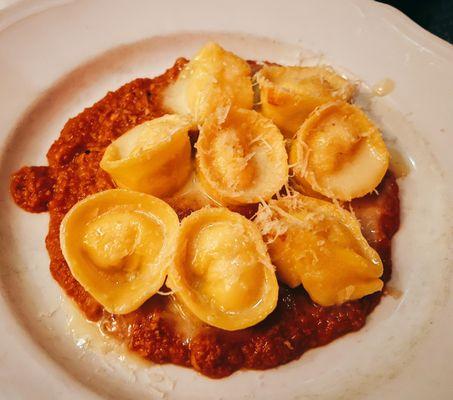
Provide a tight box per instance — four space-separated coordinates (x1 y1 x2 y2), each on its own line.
380 0 453 43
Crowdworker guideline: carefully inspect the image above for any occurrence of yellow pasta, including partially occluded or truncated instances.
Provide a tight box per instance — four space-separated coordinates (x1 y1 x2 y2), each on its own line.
256 65 355 137
163 42 253 125
100 114 193 197
60 189 179 314
290 101 389 201
254 194 383 306
196 108 288 205
167 207 278 330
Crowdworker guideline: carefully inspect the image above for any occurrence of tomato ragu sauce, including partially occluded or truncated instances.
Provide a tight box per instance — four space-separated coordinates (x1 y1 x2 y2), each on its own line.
10 59 400 378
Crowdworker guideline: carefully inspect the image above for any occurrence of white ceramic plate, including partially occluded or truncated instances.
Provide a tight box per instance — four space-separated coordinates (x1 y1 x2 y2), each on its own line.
0 0 452 399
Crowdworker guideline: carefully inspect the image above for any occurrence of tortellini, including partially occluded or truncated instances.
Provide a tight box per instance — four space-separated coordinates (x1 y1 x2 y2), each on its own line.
167 207 279 331
100 114 193 197
255 65 355 137
290 101 389 201
196 108 288 205
163 42 253 124
254 194 383 306
60 189 179 314
58 42 395 329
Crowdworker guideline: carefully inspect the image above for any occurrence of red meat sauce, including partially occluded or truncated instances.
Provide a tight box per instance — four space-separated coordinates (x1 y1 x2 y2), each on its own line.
10 58 400 378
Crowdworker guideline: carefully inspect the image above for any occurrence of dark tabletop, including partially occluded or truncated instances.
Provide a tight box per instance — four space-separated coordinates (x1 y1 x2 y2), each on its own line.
380 0 453 43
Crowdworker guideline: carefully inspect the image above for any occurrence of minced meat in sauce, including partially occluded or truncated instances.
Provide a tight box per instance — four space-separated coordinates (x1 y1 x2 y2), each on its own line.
10 59 400 378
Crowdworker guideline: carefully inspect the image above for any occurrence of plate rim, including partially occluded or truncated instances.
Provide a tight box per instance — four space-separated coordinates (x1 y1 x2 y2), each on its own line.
0 1 452 399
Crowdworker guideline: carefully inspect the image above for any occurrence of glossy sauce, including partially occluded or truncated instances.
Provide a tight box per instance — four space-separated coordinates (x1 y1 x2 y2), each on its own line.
389 146 412 178
372 78 395 96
